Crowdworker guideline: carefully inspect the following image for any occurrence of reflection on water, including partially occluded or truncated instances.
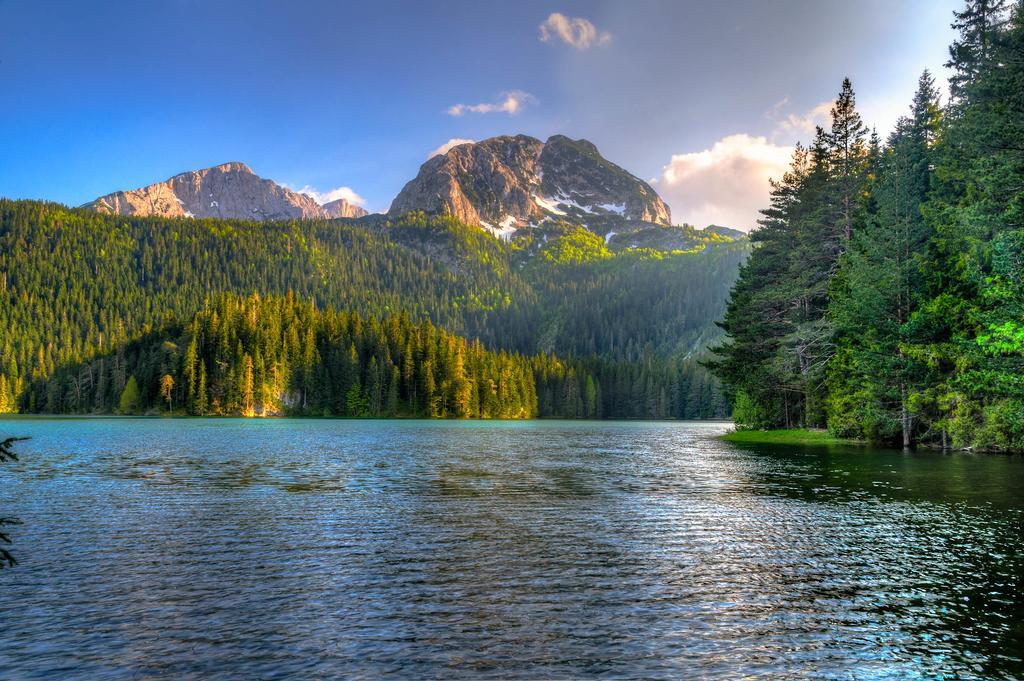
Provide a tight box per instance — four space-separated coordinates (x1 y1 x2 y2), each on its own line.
0 418 1021 678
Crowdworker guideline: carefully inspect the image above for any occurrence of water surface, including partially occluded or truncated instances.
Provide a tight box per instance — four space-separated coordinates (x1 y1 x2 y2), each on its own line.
1 418 1022 678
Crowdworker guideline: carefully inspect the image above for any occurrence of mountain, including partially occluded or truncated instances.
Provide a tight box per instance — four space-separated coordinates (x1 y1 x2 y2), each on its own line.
389 134 671 238
3 134 750 419
84 162 368 220
321 197 369 218
84 135 665 236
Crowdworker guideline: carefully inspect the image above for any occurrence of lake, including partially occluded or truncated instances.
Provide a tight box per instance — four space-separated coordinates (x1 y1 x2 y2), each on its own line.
0 418 1022 678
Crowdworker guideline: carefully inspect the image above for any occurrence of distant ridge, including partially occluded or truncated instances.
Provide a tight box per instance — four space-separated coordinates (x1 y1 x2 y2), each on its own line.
85 162 368 221
704 225 746 239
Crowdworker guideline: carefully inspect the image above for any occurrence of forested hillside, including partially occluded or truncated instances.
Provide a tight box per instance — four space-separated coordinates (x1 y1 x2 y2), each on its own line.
27 293 727 419
37 294 540 418
0 202 746 417
710 0 1024 450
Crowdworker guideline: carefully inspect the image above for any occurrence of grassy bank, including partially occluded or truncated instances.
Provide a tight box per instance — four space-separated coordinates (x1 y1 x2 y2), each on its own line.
720 428 859 446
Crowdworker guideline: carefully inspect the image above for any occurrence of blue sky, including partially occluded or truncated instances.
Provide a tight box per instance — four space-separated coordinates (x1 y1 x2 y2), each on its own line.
0 0 959 229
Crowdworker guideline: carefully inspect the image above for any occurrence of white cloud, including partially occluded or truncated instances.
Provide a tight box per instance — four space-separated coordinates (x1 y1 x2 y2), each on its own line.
763 96 791 119
672 83 953 232
447 90 536 116
428 138 475 159
295 185 365 206
654 133 794 232
772 100 832 141
539 12 611 49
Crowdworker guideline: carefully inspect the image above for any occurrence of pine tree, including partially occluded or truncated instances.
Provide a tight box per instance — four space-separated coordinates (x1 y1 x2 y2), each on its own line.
367 357 382 416
451 345 473 418
827 78 869 243
118 375 141 415
947 0 1011 99
160 373 175 413
920 2 1024 448
184 327 199 411
345 376 368 417
240 354 255 417
195 363 208 416
385 365 401 416
828 72 942 445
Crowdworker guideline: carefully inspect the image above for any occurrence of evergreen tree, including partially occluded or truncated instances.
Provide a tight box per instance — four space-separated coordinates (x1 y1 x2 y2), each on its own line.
947 0 1011 99
345 376 368 417
196 364 208 416
712 1 1024 449
827 78 870 243
118 376 141 414
828 72 942 445
160 374 174 413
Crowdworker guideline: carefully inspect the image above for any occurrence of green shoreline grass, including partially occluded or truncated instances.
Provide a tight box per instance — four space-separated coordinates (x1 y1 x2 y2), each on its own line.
720 428 860 446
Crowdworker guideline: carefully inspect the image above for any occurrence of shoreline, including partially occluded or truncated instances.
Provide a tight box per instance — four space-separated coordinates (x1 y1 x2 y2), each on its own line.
721 428 1024 455
0 413 735 423
719 428 864 446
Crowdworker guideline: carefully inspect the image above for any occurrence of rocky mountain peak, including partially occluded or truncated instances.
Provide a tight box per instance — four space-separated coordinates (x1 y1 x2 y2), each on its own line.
388 135 544 235
537 135 671 226
85 163 368 221
204 161 255 175
321 197 368 218
545 134 600 157
388 134 671 239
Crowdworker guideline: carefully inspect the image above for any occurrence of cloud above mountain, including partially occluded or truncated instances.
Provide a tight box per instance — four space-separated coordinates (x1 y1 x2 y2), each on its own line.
296 185 365 207
447 91 536 116
539 13 611 49
653 97 856 231
654 133 793 232
428 138 475 159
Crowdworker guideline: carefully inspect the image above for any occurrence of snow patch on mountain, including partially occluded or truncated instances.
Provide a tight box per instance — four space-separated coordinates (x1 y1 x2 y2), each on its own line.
533 193 566 215
554 192 595 214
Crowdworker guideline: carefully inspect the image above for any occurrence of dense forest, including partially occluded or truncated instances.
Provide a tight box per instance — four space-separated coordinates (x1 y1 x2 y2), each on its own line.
0 202 745 418
710 0 1024 450
26 294 727 419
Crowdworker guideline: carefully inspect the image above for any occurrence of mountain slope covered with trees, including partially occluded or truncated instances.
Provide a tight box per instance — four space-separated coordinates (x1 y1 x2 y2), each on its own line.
0 202 746 418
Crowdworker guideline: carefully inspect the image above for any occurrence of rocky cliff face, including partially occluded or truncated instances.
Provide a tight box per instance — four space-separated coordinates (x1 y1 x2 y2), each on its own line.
538 136 671 225
388 134 671 238
86 162 368 220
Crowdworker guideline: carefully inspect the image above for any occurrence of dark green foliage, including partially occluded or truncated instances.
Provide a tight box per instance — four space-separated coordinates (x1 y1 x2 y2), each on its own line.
828 72 942 445
31 293 539 418
711 0 1024 450
525 226 749 360
0 436 27 463
947 0 1011 99
533 352 727 420
0 204 527 409
29 293 731 419
0 200 745 419
918 0 1024 449
711 78 875 429
0 516 18 569
0 436 27 568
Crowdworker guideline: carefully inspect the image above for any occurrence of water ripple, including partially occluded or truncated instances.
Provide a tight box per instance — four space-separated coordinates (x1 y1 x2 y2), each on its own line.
0 418 1022 679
